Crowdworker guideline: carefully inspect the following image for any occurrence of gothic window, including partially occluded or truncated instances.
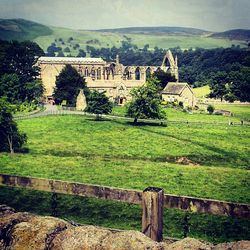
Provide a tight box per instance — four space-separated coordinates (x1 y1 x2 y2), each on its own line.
135 67 140 80
146 67 151 79
84 67 89 77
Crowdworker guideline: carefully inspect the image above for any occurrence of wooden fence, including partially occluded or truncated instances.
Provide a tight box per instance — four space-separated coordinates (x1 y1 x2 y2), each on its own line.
0 174 249 241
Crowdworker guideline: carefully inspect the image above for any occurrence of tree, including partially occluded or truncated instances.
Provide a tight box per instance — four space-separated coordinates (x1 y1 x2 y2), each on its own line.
57 51 65 57
53 65 88 106
0 98 27 153
77 49 86 57
85 90 113 119
209 71 228 101
0 74 21 102
126 78 165 123
207 105 214 114
152 69 176 90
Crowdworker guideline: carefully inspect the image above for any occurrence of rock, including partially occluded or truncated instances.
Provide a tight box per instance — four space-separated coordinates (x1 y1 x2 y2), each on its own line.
50 225 111 250
9 215 71 250
0 207 250 250
101 230 164 250
0 204 15 217
165 237 212 250
0 212 35 249
213 240 250 250
76 89 87 111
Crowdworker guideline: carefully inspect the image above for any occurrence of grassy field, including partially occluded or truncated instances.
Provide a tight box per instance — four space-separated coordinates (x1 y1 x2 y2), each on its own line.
112 104 250 124
214 104 250 121
34 27 246 54
193 85 210 98
0 108 249 242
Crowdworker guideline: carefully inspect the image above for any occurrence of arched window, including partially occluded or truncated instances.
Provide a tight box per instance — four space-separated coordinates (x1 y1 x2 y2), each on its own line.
91 67 95 79
84 67 89 77
135 67 140 80
97 67 101 80
146 67 151 79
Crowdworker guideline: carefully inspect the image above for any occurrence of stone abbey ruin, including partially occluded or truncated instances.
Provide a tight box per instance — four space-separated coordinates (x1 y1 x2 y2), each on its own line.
38 50 179 105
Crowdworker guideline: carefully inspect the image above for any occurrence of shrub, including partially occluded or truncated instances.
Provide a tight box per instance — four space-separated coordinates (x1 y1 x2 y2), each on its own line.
207 105 215 114
179 101 184 108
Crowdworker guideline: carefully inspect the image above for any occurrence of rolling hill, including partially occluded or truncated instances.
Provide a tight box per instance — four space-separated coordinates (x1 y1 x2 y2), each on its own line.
0 18 247 54
0 18 52 41
95 26 209 36
210 29 250 41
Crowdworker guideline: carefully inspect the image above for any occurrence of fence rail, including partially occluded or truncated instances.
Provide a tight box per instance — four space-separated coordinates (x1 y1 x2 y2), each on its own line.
0 174 249 241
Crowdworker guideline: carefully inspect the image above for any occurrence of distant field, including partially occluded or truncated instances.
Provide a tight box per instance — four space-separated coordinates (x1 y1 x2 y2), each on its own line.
193 85 210 98
34 27 246 55
214 104 250 121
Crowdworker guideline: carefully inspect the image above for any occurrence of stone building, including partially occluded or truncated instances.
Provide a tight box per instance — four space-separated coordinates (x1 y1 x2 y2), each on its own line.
162 82 197 107
37 50 178 104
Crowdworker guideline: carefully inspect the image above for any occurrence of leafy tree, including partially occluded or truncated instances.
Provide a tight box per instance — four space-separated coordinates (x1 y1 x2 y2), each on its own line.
77 49 86 57
0 98 27 153
0 41 44 103
207 105 215 114
57 51 65 57
209 71 228 101
152 69 176 90
0 74 21 102
85 90 113 119
63 47 70 53
126 78 165 123
0 40 44 83
53 65 88 106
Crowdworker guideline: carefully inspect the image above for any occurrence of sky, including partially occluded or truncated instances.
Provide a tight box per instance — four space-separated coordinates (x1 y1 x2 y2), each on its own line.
0 0 250 32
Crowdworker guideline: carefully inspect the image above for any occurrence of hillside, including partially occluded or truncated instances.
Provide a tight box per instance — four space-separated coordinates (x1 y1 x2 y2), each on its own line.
210 29 250 41
0 18 52 41
0 19 247 53
95 26 209 36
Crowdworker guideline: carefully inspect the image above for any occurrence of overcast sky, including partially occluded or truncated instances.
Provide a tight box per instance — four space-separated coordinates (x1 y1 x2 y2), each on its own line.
0 0 250 31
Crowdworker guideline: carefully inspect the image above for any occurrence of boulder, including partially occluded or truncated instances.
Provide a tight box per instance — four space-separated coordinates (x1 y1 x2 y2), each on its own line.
213 240 250 250
164 237 212 250
101 230 164 250
8 216 71 250
50 225 111 250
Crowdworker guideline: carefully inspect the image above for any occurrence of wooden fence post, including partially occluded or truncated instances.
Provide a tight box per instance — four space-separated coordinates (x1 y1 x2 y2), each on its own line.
142 187 164 242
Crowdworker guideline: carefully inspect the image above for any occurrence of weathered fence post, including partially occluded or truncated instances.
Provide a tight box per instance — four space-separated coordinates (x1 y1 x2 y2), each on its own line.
142 187 164 242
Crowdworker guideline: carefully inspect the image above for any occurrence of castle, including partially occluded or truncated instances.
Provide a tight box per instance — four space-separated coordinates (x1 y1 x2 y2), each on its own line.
38 50 178 105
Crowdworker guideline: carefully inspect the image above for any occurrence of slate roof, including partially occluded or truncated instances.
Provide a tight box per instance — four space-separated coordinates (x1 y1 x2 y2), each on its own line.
38 57 104 64
162 82 189 95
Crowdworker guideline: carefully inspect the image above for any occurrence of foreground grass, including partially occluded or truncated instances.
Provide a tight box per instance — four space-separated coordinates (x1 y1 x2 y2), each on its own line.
0 115 249 202
0 114 249 242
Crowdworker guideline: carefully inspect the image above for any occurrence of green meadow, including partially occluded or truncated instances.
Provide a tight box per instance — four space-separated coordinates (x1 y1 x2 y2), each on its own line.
0 105 250 242
34 27 245 54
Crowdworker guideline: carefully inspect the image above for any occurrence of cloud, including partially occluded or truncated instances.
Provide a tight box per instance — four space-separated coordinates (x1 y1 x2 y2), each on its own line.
0 0 249 31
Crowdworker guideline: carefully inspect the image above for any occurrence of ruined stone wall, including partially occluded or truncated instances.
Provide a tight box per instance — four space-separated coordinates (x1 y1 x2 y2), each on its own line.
0 205 249 250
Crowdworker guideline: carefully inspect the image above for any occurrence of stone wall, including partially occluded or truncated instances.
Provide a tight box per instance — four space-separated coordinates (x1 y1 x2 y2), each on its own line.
0 205 249 250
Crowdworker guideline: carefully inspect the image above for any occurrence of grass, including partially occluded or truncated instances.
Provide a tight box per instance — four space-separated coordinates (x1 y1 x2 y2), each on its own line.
34 27 246 54
214 104 250 121
193 85 210 98
112 104 250 124
0 111 249 242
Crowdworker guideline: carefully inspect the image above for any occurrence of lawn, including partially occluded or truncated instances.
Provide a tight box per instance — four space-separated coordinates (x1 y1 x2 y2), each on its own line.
0 113 249 242
112 104 250 124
